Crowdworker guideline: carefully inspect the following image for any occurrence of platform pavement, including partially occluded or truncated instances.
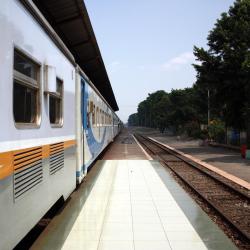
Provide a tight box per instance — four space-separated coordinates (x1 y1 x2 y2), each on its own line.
102 128 151 160
31 160 237 250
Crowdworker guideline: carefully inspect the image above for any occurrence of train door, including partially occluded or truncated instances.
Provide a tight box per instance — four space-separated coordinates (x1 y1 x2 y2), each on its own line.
76 74 87 184
76 73 84 183
81 79 87 177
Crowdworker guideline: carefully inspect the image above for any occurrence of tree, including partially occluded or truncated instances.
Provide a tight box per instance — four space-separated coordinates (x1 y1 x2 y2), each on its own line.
128 113 139 126
136 91 169 131
152 92 170 133
167 88 199 132
128 88 202 134
193 0 250 145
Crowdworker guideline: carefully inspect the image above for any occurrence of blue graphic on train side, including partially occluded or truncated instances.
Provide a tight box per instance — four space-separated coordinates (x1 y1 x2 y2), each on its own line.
76 78 107 177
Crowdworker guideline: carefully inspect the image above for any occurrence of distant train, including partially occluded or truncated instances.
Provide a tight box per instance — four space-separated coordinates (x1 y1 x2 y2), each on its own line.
0 1 121 249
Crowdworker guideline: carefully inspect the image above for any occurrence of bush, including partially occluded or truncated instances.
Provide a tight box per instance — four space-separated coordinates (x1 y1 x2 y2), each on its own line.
208 119 225 143
184 121 202 138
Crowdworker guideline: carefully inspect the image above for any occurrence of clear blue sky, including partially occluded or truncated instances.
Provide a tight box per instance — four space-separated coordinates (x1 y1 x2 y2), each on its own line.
85 0 235 123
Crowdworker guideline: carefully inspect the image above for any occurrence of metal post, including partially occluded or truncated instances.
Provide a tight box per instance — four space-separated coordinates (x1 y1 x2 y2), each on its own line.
149 107 151 128
247 107 250 148
208 89 210 126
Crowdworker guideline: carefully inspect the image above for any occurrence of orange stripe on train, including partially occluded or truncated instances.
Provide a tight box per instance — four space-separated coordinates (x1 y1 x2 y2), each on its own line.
0 140 76 180
0 152 13 180
64 140 76 149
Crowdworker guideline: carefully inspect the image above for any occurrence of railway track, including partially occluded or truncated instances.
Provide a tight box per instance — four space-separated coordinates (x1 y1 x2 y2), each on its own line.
134 134 250 242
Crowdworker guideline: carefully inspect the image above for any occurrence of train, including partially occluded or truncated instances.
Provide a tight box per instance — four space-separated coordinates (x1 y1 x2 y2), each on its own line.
0 0 121 249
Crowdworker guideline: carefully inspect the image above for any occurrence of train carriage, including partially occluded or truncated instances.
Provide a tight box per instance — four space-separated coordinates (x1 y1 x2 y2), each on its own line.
0 0 121 249
76 71 121 183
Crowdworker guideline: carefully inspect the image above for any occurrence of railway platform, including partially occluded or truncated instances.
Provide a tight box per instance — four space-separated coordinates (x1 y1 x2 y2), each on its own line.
133 127 250 185
101 128 151 160
31 129 237 250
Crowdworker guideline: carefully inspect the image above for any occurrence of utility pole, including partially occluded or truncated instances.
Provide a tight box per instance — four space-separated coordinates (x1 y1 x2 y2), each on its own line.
149 107 152 128
208 89 210 127
247 107 250 148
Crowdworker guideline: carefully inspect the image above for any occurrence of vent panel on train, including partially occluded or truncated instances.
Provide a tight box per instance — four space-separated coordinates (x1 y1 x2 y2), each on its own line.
49 142 64 175
13 147 43 200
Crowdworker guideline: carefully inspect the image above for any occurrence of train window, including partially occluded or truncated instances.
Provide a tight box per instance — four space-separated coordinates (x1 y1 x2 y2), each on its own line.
13 49 40 126
100 110 102 125
87 101 90 128
96 107 99 126
101 110 104 125
98 107 100 126
99 108 101 126
99 109 101 126
49 78 63 127
89 101 94 126
92 104 95 126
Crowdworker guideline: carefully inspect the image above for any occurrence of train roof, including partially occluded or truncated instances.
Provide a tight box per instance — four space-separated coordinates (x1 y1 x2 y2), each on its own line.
30 0 119 112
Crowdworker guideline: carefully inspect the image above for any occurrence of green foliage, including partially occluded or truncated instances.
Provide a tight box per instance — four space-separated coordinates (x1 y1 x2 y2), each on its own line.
128 113 139 126
167 88 200 132
193 0 250 132
135 90 169 130
184 121 202 138
128 88 204 135
208 119 226 143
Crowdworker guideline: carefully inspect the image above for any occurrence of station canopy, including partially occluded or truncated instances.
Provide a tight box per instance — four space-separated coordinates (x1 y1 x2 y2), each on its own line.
32 0 119 111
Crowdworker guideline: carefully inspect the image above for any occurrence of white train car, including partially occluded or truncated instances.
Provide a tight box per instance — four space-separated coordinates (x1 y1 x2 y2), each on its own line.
0 0 121 249
76 70 121 182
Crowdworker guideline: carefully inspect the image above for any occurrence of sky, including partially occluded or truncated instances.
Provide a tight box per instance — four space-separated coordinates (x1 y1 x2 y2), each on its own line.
84 0 235 123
